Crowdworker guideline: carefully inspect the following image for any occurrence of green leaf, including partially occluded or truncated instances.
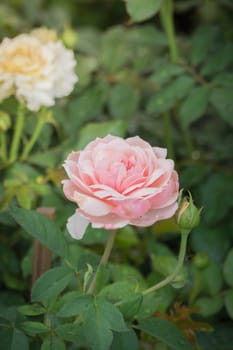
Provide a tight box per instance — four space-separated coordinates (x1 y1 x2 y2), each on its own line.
41 338 66 350
223 249 233 287
190 25 219 65
100 27 131 72
147 75 195 114
138 317 194 350
179 86 209 128
201 43 233 76
76 120 127 150
55 323 86 343
200 173 233 225
118 293 143 320
124 0 164 22
58 294 92 317
199 260 223 296
110 264 146 288
18 304 46 316
150 63 185 85
0 328 29 350
83 299 128 350
10 206 68 258
21 321 49 336
224 290 233 319
31 266 73 305
110 329 139 350
67 81 109 131
194 296 223 317
99 281 137 301
191 225 231 262
210 87 233 125
109 83 140 119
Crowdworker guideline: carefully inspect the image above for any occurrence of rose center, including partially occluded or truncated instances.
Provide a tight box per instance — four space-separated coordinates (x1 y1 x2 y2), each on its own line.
1 45 45 75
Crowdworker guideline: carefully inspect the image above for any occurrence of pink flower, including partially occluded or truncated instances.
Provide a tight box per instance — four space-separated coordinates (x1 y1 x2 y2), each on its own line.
62 135 179 239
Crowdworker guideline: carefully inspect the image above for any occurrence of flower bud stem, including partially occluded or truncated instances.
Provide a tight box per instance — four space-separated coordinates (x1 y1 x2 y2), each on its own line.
142 230 189 296
87 230 117 295
21 108 46 161
9 104 25 163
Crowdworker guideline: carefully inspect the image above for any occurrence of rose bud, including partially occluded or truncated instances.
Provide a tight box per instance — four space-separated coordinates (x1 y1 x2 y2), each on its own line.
176 192 201 233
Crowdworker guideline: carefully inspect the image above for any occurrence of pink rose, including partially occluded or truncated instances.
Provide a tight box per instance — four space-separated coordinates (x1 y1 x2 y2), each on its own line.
62 135 179 239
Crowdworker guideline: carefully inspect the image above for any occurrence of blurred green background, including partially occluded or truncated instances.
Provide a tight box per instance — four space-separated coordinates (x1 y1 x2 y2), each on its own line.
0 1 233 349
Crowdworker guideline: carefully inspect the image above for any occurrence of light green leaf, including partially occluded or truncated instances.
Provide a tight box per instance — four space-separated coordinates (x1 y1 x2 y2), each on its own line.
10 206 68 258
179 86 209 128
18 304 46 316
58 294 92 317
124 0 164 22
138 317 193 350
223 249 233 287
99 281 136 301
31 266 73 305
76 120 127 150
21 321 49 336
194 296 223 317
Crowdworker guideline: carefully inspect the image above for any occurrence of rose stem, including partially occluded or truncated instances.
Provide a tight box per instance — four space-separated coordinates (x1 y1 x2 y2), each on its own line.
9 103 25 163
142 230 189 296
87 230 117 295
21 108 46 160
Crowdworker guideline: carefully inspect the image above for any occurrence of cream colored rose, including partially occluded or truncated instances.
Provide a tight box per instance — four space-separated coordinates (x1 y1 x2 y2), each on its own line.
0 29 77 111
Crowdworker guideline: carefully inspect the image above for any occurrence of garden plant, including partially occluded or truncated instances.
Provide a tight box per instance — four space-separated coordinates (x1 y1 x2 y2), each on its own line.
0 1 233 349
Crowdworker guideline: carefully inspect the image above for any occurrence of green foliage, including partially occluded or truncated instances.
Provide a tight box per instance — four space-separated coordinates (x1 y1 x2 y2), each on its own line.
0 1 233 349
10 206 68 258
124 0 164 22
138 317 194 350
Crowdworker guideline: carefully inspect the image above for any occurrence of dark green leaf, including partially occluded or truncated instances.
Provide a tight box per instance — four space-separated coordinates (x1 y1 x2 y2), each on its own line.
0 328 29 350
223 249 233 287
179 86 209 128
109 83 140 119
118 293 143 320
84 299 128 350
191 225 231 263
10 206 68 258
138 317 194 350
124 0 164 22
150 63 185 85
224 290 233 319
190 25 219 65
41 338 66 350
110 329 139 350
200 173 233 225
199 260 223 296
31 266 73 305
210 88 233 126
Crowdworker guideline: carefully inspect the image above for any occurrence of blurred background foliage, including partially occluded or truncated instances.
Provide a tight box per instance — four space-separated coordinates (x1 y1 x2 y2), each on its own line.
0 0 233 349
